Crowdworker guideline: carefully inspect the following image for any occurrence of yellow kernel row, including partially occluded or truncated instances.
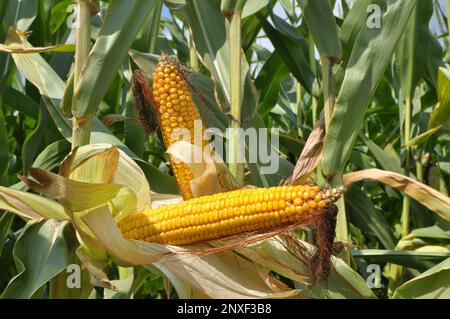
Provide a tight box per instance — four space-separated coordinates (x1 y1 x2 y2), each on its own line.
118 185 342 246
152 56 206 200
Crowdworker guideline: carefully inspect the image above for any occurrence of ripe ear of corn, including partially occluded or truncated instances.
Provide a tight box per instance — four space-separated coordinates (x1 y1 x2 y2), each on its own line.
118 185 343 246
152 55 207 200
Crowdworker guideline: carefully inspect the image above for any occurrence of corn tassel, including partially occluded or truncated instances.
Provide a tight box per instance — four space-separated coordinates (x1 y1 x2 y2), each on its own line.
118 185 343 246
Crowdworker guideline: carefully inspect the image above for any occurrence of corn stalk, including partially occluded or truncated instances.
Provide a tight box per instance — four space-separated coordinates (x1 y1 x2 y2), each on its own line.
447 0 450 35
322 58 335 132
402 94 412 237
72 0 92 149
188 29 199 72
308 37 317 125
223 0 246 187
296 81 302 137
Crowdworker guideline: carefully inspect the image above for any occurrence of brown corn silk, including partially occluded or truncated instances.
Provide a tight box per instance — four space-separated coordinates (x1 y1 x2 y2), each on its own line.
132 70 158 135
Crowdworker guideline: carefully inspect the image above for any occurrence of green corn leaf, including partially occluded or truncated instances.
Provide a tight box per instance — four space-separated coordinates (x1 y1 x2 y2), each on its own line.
297 0 342 60
352 249 450 272
0 219 70 299
3 85 39 119
3 0 38 31
393 258 450 298
346 186 397 250
258 13 314 94
323 0 416 177
396 0 433 100
429 68 450 129
73 0 157 118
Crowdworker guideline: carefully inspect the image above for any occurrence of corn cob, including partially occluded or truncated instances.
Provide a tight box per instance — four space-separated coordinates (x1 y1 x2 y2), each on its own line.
152 55 206 200
118 185 343 246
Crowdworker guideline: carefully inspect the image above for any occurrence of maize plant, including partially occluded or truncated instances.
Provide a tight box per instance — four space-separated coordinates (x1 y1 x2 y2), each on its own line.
0 0 449 302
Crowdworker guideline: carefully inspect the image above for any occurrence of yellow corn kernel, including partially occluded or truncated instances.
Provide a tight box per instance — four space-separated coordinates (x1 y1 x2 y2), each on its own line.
118 185 343 246
152 54 208 200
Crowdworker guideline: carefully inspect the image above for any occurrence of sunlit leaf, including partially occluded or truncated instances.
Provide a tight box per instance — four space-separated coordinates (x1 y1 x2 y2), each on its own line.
352 249 449 271
297 0 341 60
0 186 67 220
393 258 450 299
343 169 450 221
0 219 69 299
323 0 416 177
73 0 157 118
429 67 450 128
1 28 74 53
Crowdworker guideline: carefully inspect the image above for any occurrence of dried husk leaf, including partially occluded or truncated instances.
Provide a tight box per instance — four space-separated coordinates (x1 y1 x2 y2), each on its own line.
22 168 135 215
215 161 241 191
343 169 450 221
21 168 138 258
239 236 377 298
64 147 119 184
150 194 183 208
79 255 118 291
287 117 325 184
0 186 67 220
64 144 151 213
166 141 223 197
154 250 301 299
0 28 75 53
80 206 301 299
81 206 171 265
236 237 312 285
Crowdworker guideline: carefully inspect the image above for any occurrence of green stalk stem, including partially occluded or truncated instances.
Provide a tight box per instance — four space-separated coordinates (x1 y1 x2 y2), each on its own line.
330 175 349 241
308 36 317 125
0 104 7 186
229 11 244 187
321 56 349 261
416 148 423 182
0 26 12 185
401 197 410 237
321 58 335 132
439 174 449 196
72 0 92 149
447 0 450 35
312 97 318 127
416 161 423 182
296 81 302 137
72 118 93 148
330 174 351 265
189 30 199 72
402 96 412 237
